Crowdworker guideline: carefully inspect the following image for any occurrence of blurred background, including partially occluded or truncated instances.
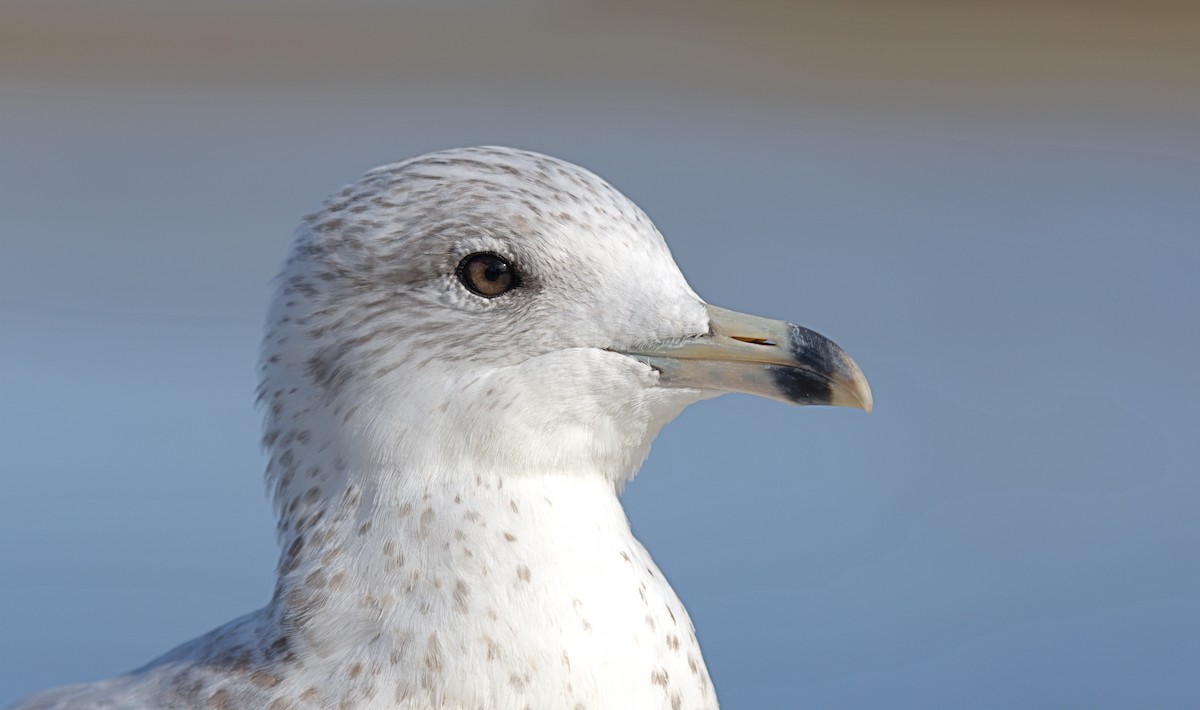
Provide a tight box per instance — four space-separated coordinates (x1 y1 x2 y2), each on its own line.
2 1 1197 707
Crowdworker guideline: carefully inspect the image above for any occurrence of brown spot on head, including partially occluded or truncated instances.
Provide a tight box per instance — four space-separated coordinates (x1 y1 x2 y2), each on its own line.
651 669 669 687
509 672 530 690
265 634 291 662
280 536 305 575
317 217 344 233
503 532 517 542
420 633 444 690
250 669 282 688
206 688 232 710
483 634 501 661
348 662 363 679
453 579 470 612
516 565 532 582
418 507 436 539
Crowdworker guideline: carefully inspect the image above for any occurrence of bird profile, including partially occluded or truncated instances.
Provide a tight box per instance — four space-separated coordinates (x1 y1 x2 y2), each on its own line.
12 146 871 710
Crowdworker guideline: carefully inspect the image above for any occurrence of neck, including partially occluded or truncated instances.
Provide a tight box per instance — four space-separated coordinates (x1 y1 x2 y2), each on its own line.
271 457 639 651
256 433 715 707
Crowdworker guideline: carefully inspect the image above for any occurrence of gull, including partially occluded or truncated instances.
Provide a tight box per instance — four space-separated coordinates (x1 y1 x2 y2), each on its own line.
12 146 871 710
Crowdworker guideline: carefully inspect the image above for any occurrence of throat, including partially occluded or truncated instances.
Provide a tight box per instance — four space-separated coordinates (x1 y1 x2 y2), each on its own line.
273 470 650 654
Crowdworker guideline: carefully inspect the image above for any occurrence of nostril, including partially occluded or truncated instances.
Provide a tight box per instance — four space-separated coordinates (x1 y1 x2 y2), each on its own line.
730 336 777 347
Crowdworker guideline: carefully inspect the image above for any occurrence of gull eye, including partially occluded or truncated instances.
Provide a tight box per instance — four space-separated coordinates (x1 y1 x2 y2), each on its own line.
456 252 519 298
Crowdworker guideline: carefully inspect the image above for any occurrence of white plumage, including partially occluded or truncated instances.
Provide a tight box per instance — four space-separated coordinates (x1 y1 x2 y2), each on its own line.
13 146 869 710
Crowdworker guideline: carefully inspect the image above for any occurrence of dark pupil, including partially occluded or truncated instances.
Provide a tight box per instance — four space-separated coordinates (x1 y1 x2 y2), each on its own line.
483 260 506 281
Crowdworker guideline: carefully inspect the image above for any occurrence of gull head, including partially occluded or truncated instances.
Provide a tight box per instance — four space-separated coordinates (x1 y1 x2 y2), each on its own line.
259 146 871 503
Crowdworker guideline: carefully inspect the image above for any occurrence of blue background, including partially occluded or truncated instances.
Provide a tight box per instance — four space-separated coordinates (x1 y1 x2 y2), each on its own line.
2 2 1197 707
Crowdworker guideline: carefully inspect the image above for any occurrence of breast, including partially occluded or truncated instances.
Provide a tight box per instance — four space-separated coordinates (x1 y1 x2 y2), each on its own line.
297 473 722 709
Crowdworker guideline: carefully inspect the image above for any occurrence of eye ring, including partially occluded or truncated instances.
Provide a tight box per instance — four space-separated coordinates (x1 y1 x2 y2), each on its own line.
456 252 520 298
